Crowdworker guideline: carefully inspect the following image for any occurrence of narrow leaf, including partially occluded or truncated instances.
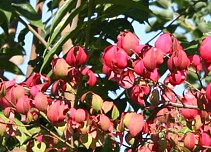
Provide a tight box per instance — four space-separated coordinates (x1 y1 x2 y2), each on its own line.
12 2 44 29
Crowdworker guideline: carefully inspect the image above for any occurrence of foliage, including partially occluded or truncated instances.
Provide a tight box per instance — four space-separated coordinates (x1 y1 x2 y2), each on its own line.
0 0 211 151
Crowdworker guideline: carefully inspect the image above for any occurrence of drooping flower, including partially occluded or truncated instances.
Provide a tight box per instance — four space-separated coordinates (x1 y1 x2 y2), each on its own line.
47 100 67 125
34 92 48 112
102 45 128 71
16 96 32 115
199 36 211 62
184 132 196 150
155 33 172 54
143 47 164 71
118 70 135 89
117 31 139 55
167 71 186 86
66 46 88 66
167 50 190 72
81 67 97 87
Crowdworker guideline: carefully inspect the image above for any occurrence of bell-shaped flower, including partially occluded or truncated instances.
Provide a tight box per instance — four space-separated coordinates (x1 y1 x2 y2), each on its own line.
133 60 145 76
117 31 139 55
81 67 97 87
167 71 186 86
102 45 128 71
167 50 190 72
11 85 25 104
118 70 135 89
74 109 87 123
189 54 202 72
99 114 113 132
130 83 150 106
16 96 32 115
34 92 48 112
199 36 211 62
155 33 172 54
52 58 69 78
47 100 67 125
199 132 211 147
66 46 88 67
146 68 160 82
184 132 196 150
143 47 164 71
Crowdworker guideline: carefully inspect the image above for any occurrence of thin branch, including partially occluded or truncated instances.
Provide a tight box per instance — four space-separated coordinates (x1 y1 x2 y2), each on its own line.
40 124 75 150
17 16 51 52
164 101 199 110
85 0 93 49
146 14 183 44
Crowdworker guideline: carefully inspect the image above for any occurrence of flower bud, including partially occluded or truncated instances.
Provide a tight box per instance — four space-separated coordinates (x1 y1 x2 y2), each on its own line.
66 46 88 66
16 96 31 114
184 132 195 150
52 58 69 78
199 36 211 62
155 33 172 54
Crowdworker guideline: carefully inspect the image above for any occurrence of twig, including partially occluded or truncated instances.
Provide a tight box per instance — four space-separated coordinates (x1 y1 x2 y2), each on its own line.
85 0 93 49
165 101 199 110
17 16 52 52
146 14 183 44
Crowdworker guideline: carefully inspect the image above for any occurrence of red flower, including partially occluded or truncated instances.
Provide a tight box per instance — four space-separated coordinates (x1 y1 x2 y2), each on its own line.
118 70 135 89
34 92 48 112
130 84 150 106
143 47 164 71
102 45 128 71
184 132 196 150
167 39 190 72
155 33 172 54
16 96 32 115
199 132 211 147
167 71 186 86
81 67 97 87
134 60 145 76
52 58 69 78
47 100 67 125
66 46 88 66
199 36 211 62
189 54 202 72
117 31 139 55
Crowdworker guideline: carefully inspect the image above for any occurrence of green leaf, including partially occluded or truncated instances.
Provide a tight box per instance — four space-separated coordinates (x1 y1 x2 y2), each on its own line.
80 134 92 149
49 2 86 44
32 141 46 152
50 0 74 33
0 57 24 75
0 1 12 24
92 94 103 112
12 2 44 29
111 105 119 120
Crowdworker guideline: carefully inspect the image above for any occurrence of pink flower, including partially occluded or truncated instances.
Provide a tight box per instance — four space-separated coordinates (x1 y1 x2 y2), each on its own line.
199 36 211 62
143 47 164 71
16 96 32 114
118 70 135 89
167 49 190 72
47 100 67 125
66 46 88 66
184 132 196 150
155 33 172 54
134 60 145 76
130 84 150 106
34 92 48 112
81 67 97 87
117 31 139 55
189 54 202 72
52 58 69 78
167 71 186 86
199 132 211 147
102 45 128 71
